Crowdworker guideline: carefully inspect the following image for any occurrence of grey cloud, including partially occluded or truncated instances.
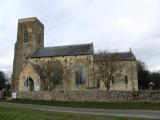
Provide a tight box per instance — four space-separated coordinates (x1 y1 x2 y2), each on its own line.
0 0 160 72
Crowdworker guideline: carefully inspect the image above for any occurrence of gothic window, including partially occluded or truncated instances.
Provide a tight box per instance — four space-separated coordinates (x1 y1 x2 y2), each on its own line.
97 79 100 88
24 77 34 91
24 31 28 42
125 75 128 84
76 64 86 85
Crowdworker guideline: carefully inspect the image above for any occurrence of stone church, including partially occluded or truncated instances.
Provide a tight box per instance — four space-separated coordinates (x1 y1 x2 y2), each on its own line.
12 17 138 93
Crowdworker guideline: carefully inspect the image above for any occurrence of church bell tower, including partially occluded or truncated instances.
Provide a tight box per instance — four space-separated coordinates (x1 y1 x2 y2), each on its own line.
12 17 44 92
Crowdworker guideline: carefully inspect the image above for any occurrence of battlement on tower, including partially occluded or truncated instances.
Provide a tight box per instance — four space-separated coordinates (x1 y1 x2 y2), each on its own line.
18 17 44 28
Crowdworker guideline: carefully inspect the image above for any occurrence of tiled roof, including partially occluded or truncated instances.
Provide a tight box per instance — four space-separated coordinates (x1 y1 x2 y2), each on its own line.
94 51 136 62
31 43 94 58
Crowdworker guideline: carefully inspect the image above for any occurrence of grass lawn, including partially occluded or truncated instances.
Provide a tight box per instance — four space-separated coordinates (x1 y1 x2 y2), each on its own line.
0 106 151 120
12 99 160 110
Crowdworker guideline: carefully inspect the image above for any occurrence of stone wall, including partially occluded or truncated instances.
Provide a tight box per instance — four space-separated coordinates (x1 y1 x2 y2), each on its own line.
94 61 138 91
17 90 160 103
19 55 138 92
28 55 95 91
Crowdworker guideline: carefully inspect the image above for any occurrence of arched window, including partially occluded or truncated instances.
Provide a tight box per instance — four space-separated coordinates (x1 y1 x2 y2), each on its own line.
76 65 86 85
24 31 28 42
24 77 34 91
125 75 128 84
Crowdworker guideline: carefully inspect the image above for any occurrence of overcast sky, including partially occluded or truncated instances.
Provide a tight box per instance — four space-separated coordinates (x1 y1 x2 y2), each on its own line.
0 0 160 72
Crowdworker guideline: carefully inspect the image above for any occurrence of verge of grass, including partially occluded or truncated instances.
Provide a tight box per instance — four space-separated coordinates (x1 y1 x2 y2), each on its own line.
11 99 160 110
0 106 151 120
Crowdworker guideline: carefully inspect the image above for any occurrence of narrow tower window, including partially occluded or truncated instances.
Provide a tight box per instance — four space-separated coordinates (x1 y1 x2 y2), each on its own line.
125 75 128 84
111 76 114 84
97 79 100 88
38 33 42 44
24 31 28 42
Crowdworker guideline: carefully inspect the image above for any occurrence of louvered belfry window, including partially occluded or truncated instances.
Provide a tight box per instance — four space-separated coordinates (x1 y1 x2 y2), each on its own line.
24 31 28 42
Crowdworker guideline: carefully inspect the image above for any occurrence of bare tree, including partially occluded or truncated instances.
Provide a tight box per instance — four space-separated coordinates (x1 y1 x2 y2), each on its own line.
0 71 7 90
137 60 150 90
95 50 125 91
33 60 63 91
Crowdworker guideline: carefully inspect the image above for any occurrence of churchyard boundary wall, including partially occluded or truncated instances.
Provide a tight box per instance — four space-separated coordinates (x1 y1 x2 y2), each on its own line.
17 90 160 103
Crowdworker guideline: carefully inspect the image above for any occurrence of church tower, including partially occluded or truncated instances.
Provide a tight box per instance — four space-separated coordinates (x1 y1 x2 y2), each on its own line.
12 17 44 92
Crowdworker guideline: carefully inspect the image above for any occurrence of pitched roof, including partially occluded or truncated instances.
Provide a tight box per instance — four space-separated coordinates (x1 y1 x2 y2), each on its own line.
31 43 94 58
94 51 136 62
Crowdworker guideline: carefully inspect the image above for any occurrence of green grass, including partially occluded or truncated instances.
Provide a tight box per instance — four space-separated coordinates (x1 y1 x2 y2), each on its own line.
11 99 160 110
0 106 151 120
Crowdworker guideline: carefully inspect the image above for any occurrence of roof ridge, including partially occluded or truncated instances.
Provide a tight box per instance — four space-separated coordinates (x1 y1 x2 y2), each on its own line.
31 43 93 58
42 43 93 49
94 51 136 62
94 51 131 55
